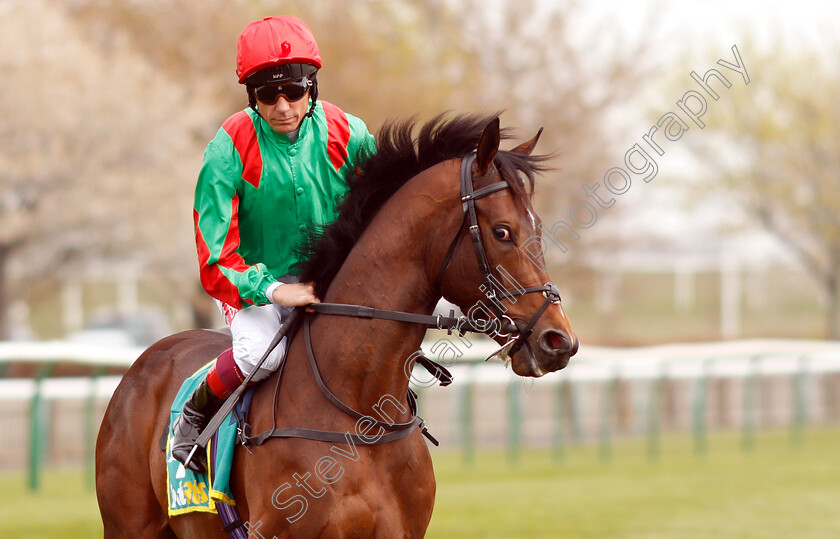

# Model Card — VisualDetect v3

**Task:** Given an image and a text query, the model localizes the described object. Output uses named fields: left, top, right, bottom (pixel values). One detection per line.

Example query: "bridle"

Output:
left=433, top=151, right=562, bottom=357
left=308, top=151, right=563, bottom=359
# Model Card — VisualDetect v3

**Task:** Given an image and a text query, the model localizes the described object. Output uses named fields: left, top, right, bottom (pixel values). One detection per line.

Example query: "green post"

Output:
left=742, top=355, right=760, bottom=452
left=693, top=359, right=711, bottom=455
left=507, top=377, right=522, bottom=466
left=459, top=372, right=474, bottom=466
left=86, top=366, right=108, bottom=489
left=599, top=366, right=618, bottom=463
left=647, top=363, right=666, bottom=461
left=791, top=355, right=808, bottom=448
left=552, top=378, right=566, bottom=464
left=29, top=362, right=56, bottom=491
left=570, top=381, right=583, bottom=444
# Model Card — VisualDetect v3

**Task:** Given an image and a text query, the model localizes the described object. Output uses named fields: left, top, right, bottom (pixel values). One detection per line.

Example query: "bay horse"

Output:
left=96, top=114, right=578, bottom=538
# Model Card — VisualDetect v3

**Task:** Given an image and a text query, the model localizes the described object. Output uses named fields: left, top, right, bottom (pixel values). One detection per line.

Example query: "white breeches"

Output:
left=217, top=300, right=293, bottom=382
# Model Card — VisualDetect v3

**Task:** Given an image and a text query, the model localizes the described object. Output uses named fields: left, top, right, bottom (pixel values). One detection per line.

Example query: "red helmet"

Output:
left=236, top=16, right=322, bottom=84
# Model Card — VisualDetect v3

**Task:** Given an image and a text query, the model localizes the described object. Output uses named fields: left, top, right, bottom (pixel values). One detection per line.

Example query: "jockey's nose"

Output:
left=273, top=96, right=292, bottom=111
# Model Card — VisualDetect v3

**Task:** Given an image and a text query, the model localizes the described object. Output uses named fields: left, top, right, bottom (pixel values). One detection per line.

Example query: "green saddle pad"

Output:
left=165, top=360, right=238, bottom=517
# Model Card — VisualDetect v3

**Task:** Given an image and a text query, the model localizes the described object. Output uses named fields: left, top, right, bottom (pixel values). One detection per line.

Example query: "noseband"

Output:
left=434, top=152, right=562, bottom=357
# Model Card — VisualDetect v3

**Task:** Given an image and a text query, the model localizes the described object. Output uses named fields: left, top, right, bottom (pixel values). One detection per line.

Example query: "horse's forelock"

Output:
left=495, top=150, right=549, bottom=201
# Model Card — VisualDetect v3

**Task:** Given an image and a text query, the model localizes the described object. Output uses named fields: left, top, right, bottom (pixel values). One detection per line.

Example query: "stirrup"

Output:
left=172, top=413, right=210, bottom=473
left=171, top=379, right=222, bottom=474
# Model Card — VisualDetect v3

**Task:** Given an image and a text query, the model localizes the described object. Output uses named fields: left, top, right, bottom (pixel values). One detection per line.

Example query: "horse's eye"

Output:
left=493, top=226, right=512, bottom=242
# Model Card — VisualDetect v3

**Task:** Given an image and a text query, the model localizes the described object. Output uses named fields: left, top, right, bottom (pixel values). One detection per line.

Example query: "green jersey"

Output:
left=194, top=101, right=375, bottom=309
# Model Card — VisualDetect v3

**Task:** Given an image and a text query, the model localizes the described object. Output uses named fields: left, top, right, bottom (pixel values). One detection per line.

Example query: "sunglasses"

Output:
left=253, top=77, right=312, bottom=105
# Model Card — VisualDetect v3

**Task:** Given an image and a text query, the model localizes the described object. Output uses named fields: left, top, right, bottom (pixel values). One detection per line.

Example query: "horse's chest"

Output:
left=240, top=443, right=435, bottom=537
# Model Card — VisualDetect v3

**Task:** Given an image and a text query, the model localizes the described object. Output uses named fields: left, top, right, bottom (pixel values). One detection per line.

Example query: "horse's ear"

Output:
left=512, top=127, right=543, bottom=155
left=475, top=117, right=501, bottom=175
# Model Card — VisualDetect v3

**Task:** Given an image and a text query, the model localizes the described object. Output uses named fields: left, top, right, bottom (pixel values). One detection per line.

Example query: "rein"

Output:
left=243, top=315, right=435, bottom=447
left=307, top=302, right=514, bottom=335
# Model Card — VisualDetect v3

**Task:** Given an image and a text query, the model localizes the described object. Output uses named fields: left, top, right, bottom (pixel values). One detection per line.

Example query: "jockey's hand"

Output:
left=271, top=282, right=321, bottom=308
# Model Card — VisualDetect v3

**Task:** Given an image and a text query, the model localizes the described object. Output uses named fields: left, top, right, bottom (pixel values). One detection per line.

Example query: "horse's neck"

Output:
left=303, top=170, right=455, bottom=417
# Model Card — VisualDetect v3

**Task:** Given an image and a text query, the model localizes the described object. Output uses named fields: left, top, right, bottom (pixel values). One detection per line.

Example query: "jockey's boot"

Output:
left=171, top=377, right=223, bottom=474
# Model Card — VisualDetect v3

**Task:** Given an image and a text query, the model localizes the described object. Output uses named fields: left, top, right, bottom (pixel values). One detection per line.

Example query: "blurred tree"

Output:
left=448, top=0, right=658, bottom=276
left=688, top=44, right=840, bottom=338
left=0, top=0, right=200, bottom=338
left=64, top=0, right=656, bottom=184
left=1, top=0, right=654, bottom=338
left=61, top=0, right=474, bottom=127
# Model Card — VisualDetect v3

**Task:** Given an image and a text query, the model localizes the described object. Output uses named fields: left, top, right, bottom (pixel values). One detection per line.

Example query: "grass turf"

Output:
left=428, top=429, right=840, bottom=538
left=1, top=428, right=838, bottom=538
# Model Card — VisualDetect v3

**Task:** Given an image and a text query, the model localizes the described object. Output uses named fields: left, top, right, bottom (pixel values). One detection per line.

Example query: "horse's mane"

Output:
left=297, top=112, right=551, bottom=298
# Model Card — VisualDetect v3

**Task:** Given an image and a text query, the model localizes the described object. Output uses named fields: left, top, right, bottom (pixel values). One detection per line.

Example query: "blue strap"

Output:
left=235, top=386, right=256, bottom=418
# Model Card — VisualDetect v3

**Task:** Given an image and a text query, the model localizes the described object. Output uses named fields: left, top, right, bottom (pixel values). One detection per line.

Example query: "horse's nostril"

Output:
left=541, top=330, right=577, bottom=359
left=542, top=330, right=579, bottom=357
left=547, top=331, right=566, bottom=351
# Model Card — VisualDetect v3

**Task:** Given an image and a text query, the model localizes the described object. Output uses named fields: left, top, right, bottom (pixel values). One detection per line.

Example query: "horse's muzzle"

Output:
left=525, top=329, right=578, bottom=375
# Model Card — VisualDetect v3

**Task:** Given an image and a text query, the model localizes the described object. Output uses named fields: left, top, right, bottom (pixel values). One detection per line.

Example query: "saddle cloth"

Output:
left=165, top=360, right=242, bottom=517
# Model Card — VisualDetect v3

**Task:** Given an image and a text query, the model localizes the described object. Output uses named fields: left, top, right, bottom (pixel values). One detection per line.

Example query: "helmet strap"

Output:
left=246, top=86, right=259, bottom=115
left=305, top=76, right=318, bottom=118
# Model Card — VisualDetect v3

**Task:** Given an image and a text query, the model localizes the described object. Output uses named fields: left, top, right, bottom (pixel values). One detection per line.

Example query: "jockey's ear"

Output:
left=511, top=127, right=543, bottom=156
left=475, top=117, right=500, bottom=175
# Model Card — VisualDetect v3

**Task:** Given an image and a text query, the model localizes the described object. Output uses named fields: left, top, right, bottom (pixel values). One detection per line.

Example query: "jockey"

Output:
left=171, top=15, right=376, bottom=473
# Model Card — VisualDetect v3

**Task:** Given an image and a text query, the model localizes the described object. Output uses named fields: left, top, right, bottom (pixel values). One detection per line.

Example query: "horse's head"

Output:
left=437, top=118, right=578, bottom=377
